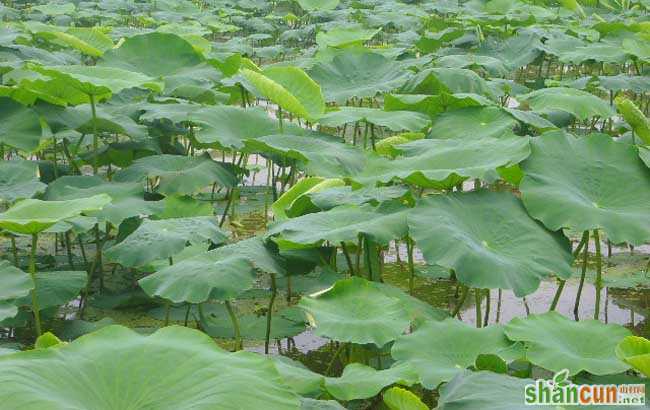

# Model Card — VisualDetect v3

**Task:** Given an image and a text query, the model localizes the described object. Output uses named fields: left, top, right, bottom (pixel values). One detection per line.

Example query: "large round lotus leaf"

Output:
left=308, top=51, right=412, bottom=104
left=383, top=387, right=428, bottom=410
left=31, top=64, right=162, bottom=97
left=190, top=106, right=287, bottom=148
left=518, top=87, right=614, bottom=120
left=520, top=132, right=650, bottom=245
left=324, top=362, right=417, bottom=401
left=315, top=26, right=380, bottom=48
left=428, top=106, right=518, bottom=140
left=299, top=277, right=411, bottom=347
left=616, top=336, right=650, bottom=377
left=400, top=68, right=494, bottom=98
left=295, top=0, right=339, bottom=11
left=242, top=66, right=325, bottom=121
left=16, top=271, right=87, bottom=310
left=353, top=136, right=530, bottom=189
left=318, top=107, right=431, bottom=132
left=391, top=319, right=514, bottom=389
left=384, top=93, right=493, bottom=119
left=113, top=154, right=238, bottom=195
left=0, top=97, right=43, bottom=152
left=409, top=190, right=573, bottom=297
left=436, top=54, right=508, bottom=76
left=246, top=133, right=365, bottom=178
left=436, top=371, right=532, bottom=410
left=287, top=185, right=409, bottom=217
left=0, top=194, right=111, bottom=234
left=105, top=217, right=228, bottom=268
left=0, top=261, right=33, bottom=321
left=44, top=176, right=162, bottom=226
left=0, top=160, right=46, bottom=203
left=201, top=306, right=307, bottom=340
left=273, top=356, right=325, bottom=397
left=0, top=325, right=301, bottom=409
left=268, top=203, right=409, bottom=247
left=100, top=32, right=203, bottom=77
left=35, top=27, right=113, bottom=58
left=139, top=237, right=284, bottom=304
left=640, top=146, right=650, bottom=169
left=504, top=311, right=631, bottom=375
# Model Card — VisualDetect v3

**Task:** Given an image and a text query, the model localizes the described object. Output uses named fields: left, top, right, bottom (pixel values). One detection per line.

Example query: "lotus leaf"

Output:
left=520, top=132, right=650, bottom=245
left=409, top=190, right=573, bottom=296
left=504, top=311, right=631, bottom=375
left=299, top=277, right=412, bottom=346
left=391, top=319, right=514, bottom=389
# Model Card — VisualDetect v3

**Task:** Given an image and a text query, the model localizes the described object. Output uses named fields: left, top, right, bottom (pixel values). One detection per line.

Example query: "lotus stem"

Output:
left=406, top=236, right=416, bottom=295
left=29, top=234, right=42, bottom=337
left=550, top=231, right=590, bottom=311
left=225, top=300, right=242, bottom=351
left=475, top=289, right=482, bottom=328
left=277, top=106, right=283, bottom=133
left=340, top=242, right=354, bottom=275
left=184, top=304, right=191, bottom=327
left=573, top=230, right=590, bottom=320
left=64, top=232, right=74, bottom=270
left=452, top=285, right=469, bottom=317
left=593, top=229, right=603, bottom=320
left=10, top=236, right=18, bottom=265
left=496, top=288, right=502, bottom=323
left=89, top=94, right=99, bottom=175
left=219, top=188, right=235, bottom=227
left=483, top=289, right=491, bottom=326
left=264, top=273, right=277, bottom=354
left=325, top=342, right=347, bottom=376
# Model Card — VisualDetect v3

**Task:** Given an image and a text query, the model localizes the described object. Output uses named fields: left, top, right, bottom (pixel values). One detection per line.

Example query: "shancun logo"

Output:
left=524, top=369, right=645, bottom=406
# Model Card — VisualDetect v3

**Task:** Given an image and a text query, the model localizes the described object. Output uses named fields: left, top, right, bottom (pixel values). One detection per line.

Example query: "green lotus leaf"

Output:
left=268, top=203, right=409, bottom=247
left=246, top=133, right=365, bottom=177
left=31, top=64, right=163, bottom=98
left=105, top=217, right=228, bottom=268
left=273, top=356, right=325, bottom=397
left=520, top=132, right=650, bottom=245
left=189, top=106, right=287, bottom=148
left=139, top=237, right=284, bottom=304
left=299, top=277, right=411, bottom=347
left=0, top=97, right=43, bottom=152
left=308, top=51, right=412, bottom=104
left=242, top=66, right=325, bottom=121
left=289, top=185, right=409, bottom=217
left=113, top=154, right=238, bottom=196
left=100, top=32, right=203, bottom=77
left=44, top=176, right=163, bottom=226
left=391, top=319, right=514, bottom=389
left=640, top=146, right=650, bottom=168
left=436, top=371, right=531, bottom=410
left=35, top=27, right=113, bottom=57
left=504, top=311, right=631, bottom=375
left=0, top=194, right=111, bottom=234
left=318, top=107, right=431, bottom=132
left=384, top=93, right=493, bottom=119
left=616, top=336, right=650, bottom=377
left=615, top=96, right=650, bottom=144
left=353, top=136, right=530, bottom=189
left=16, top=271, right=87, bottom=310
left=200, top=306, right=307, bottom=340
left=504, top=107, right=557, bottom=130
left=400, top=68, right=495, bottom=99
left=300, top=398, right=346, bottom=410
left=0, top=160, right=46, bottom=203
left=383, top=387, right=428, bottom=410
left=436, top=54, right=509, bottom=77
left=315, top=26, right=380, bottom=48
left=273, top=178, right=345, bottom=220
left=295, top=0, right=339, bottom=11
left=0, top=261, right=33, bottom=321
left=518, top=87, right=614, bottom=120
left=409, top=190, right=573, bottom=296
left=0, top=325, right=301, bottom=409
left=428, top=106, right=518, bottom=140
left=324, top=362, right=417, bottom=401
